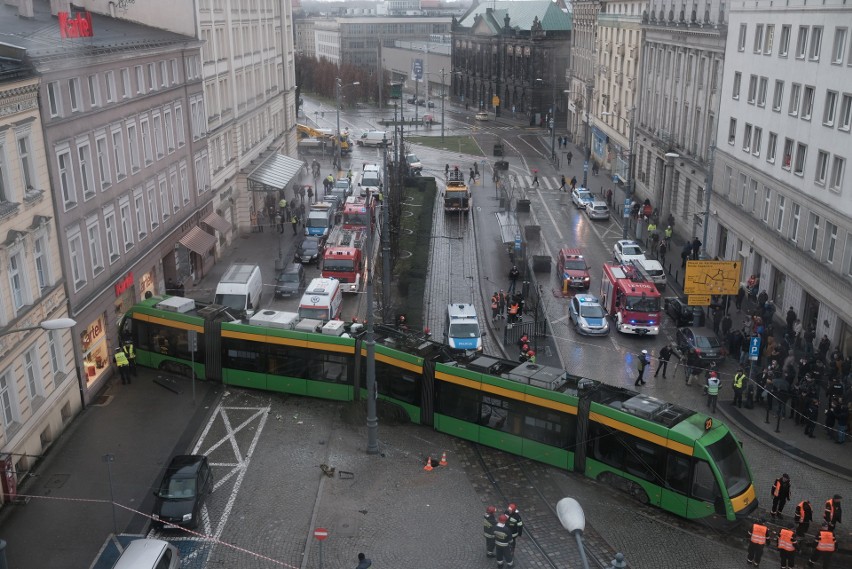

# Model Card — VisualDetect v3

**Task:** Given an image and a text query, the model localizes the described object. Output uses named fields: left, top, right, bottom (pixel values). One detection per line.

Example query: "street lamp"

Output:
left=440, top=67, right=446, bottom=142
left=0, top=318, right=76, bottom=336
left=335, top=77, right=360, bottom=170
left=556, top=498, right=590, bottom=569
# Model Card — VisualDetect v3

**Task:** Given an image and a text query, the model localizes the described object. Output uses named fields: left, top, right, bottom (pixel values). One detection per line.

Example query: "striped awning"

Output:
left=178, top=226, right=216, bottom=255
left=202, top=212, right=232, bottom=234
left=248, top=153, right=304, bottom=191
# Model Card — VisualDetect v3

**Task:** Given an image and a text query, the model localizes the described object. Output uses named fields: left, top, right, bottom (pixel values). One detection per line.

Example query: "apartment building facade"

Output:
left=712, top=0, right=852, bottom=357
left=0, top=46, right=79, bottom=500
left=568, top=0, right=601, bottom=145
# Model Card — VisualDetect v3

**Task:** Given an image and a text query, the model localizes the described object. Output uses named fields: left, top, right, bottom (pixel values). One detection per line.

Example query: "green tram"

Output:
left=122, top=297, right=758, bottom=523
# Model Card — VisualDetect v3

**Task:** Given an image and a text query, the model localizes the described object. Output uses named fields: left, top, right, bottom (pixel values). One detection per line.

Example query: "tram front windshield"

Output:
left=705, top=432, right=751, bottom=497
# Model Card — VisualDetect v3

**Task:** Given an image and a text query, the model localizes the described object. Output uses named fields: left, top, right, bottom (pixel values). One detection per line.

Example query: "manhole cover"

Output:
left=44, top=473, right=70, bottom=490
left=334, top=515, right=358, bottom=537
left=92, top=395, right=113, bottom=406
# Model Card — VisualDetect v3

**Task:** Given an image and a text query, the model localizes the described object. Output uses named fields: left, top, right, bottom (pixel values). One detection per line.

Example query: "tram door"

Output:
left=660, top=453, right=692, bottom=518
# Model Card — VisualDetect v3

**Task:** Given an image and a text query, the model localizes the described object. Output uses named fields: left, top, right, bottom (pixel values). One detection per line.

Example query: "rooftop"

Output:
left=459, top=1, right=573, bottom=32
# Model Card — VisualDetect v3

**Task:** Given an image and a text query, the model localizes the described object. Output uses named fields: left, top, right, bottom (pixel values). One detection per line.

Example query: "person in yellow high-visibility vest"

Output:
left=113, top=347, right=131, bottom=385
left=122, top=341, right=137, bottom=377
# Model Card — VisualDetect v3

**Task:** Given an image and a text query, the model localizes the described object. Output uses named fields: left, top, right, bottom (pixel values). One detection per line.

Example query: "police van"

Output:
left=445, top=303, right=484, bottom=354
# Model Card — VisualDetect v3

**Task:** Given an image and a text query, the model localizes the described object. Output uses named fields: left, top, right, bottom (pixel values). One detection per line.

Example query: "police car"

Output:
left=445, top=303, right=484, bottom=354
left=568, top=294, right=610, bottom=336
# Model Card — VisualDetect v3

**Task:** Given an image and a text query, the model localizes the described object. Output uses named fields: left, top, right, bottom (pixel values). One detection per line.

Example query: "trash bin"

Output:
left=517, top=199, right=531, bottom=212
left=691, top=307, right=706, bottom=327
left=494, top=144, right=504, bottom=157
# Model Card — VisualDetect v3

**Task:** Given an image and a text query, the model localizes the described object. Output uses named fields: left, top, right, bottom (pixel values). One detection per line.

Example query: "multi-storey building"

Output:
left=591, top=0, right=644, bottom=177
left=713, top=0, right=852, bottom=356
left=634, top=1, right=727, bottom=226
left=295, top=18, right=317, bottom=58
left=568, top=0, right=601, bottom=146
left=452, top=2, right=572, bottom=123
left=313, top=16, right=452, bottom=67
left=3, top=1, right=212, bottom=403
left=0, top=44, right=79, bottom=500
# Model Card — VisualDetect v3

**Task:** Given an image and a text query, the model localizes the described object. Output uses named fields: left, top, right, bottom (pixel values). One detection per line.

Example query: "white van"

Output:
left=298, top=278, right=343, bottom=323
left=445, top=303, right=484, bottom=353
left=112, top=539, right=179, bottom=569
left=359, top=164, right=382, bottom=197
left=214, top=264, right=263, bottom=317
left=635, top=258, right=667, bottom=291
left=357, top=130, right=388, bottom=147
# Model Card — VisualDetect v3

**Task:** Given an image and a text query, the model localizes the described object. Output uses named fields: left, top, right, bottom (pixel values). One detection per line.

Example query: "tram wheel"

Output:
left=628, top=481, right=649, bottom=505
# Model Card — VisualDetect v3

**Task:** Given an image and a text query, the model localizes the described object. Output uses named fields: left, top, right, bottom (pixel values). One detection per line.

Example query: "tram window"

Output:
left=590, top=423, right=625, bottom=469
left=523, top=407, right=575, bottom=449
left=435, top=381, right=480, bottom=422
left=310, top=352, right=350, bottom=384
left=267, top=343, right=310, bottom=378
left=623, top=438, right=665, bottom=482
left=481, top=396, right=523, bottom=435
left=222, top=338, right=264, bottom=372
left=691, top=460, right=721, bottom=503
left=375, top=362, right=420, bottom=405
left=665, top=453, right=691, bottom=495
left=142, top=321, right=205, bottom=361
left=705, top=432, right=751, bottom=498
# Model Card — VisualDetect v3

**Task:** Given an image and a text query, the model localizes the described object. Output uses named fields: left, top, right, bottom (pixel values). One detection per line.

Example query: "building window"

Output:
left=8, top=251, right=28, bottom=311
left=174, top=103, right=185, bottom=147
left=808, top=213, right=820, bottom=253
left=752, top=127, right=763, bottom=157
left=77, top=142, right=95, bottom=199
left=738, top=23, right=747, bottom=51
left=767, top=132, right=778, bottom=163
left=87, top=74, right=101, bottom=108
left=783, top=138, right=794, bottom=170
left=762, top=187, right=771, bottom=223
left=23, top=348, right=43, bottom=400
left=127, top=122, right=140, bottom=172
left=830, top=156, right=845, bottom=192
left=104, top=206, right=118, bottom=263
left=140, top=117, right=153, bottom=165
left=119, top=198, right=133, bottom=251
left=86, top=218, right=104, bottom=274
left=47, top=81, right=62, bottom=116
left=824, top=222, right=837, bottom=264
left=789, top=203, right=801, bottom=242
left=57, top=148, right=77, bottom=208
left=801, top=86, right=815, bottom=120
left=17, top=135, right=34, bottom=190
left=779, top=25, right=791, bottom=57
left=152, top=113, right=164, bottom=158
left=0, top=369, right=20, bottom=428
left=757, top=77, right=768, bottom=107
left=111, top=127, right=127, bottom=179
left=135, top=65, right=145, bottom=94
left=753, top=24, right=764, bottom=53
left=789, top=83, right=801, bottom=116
left=794, top=143, right=807, bottom=175
left=832, top=28, right=847, bottom=64
left=739, top=173, right=748, bottom=206
left=121, top=68, right=131, bottom=99
left=809, top=26, right=823, bottom=60
left=747, top=75, right=757, bottom=104
left=169, top=169, right=180, bottom=212
left=159, top=60, right=168, bottom=88
left=179, top=162, right=189, bottom=204
left=772, top=81, right=784, bottom=112
left=732, top=72, right=741, bottom=99
left=69, top=77, right=81, bottom=112
left=147, top=63, right=157, bottom=91
left=796, top=26, right=809, bottom=59
left=764, top=24, right=775, bottom=55
left=824, top=91, right=838, bottom=126
left=47, top=329, right=65, bottom=382
left=68, top=228, right=86, bottom=290
left=775, top=195, right=786, bottom=232
left=742, top=124, right=752, bottom=153
left=728, top=118, right=737, bottom=145
left=159, top=176, right=170, bottom=220
left=145, top=182, right=159, bottom=231
left=839, top=94, right=852, bottom=131
left=815, top=150, right=829, bottom=185
left=164, top=108, right=175, bottom=151
left=105, top=71, right=116, bottom=103
left=95, top=135, right=111, bottom=189
left=34, top=235, right=49, bottom=289
left=133, top=189, right=147, bottom=239
left=171, top=59, right=179, bottom=84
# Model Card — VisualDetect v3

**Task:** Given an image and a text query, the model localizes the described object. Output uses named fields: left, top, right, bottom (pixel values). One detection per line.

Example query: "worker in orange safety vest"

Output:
left=747, top=517, right=769, bottom=567
left=776, top=523, right=797, bottom=569
left=808, top=523, right=837, bottom=569
left=823, top=494, right=842, bottom=531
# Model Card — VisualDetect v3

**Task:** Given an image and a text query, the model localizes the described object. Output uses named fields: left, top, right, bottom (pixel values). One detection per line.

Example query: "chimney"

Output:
left=17, top=0, right=34, bottom=19
left=51, top=0, right=71, bottom=17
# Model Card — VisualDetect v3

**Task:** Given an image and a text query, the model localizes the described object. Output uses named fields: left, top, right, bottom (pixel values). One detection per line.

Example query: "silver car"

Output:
left=585, top=200, right=610, bottom=220
left=568, top=294, right=610, bottom=336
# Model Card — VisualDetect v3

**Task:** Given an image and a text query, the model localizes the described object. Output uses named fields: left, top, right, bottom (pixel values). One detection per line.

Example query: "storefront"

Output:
left=138, top=268, right=157, bottom=300
left=80, top=313, right=109, bottom=386
left=114, top=271, right=136, bottom=322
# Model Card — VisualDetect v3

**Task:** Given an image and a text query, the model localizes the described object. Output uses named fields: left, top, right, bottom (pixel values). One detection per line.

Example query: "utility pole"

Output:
left=583, top=81, right=593, bottom=188
left=441, top=67, right=446, bottom=142
left=365, top=197, right=379, bottom=454
left=623, top=107, right=637, bottom=240
left=382, top=135, right=391, bottom=323
left=701, top=144, right=716, bottom=259
left=550, top=79, right=557, bottom=161
left=335, top=78, right=341, bottom=170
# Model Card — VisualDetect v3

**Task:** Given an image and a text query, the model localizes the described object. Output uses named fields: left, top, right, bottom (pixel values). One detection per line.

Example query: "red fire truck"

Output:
left=341, top=196, right=374, bottom=230
left=599, top=262, right=662, bottom=335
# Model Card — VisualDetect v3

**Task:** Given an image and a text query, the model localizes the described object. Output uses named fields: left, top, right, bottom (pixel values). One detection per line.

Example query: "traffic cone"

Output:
left=424, top=457, right=433, bottom=471
left=439, top=452, right=448, bottom=467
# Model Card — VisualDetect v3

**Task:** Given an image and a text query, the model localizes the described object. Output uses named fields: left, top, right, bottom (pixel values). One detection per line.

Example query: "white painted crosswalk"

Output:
left=513, top=174, right=567, bottom=191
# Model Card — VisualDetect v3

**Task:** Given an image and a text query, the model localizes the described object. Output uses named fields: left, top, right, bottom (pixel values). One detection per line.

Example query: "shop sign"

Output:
left=115, top=272, right=134, bottom=297
left=139, top=271, right=156, bottom=299
left=81, top=316, right=105, bottom=352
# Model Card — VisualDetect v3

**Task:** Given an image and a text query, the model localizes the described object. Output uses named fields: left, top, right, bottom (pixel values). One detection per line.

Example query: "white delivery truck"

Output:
left=357, top=130, right=388, bottom=147
left=214, top=264, right=263, bottom=317
left=359, top=164, right=382, bottom=198
left=298, top=278, right=343, bottom=323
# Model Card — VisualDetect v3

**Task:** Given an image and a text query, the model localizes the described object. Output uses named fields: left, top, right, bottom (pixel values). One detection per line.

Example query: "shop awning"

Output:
left=248, top=153, right=305, bottom=191
left=202, top=212, right=232, bottom=234
left=178, top=226, right=217, bottom=255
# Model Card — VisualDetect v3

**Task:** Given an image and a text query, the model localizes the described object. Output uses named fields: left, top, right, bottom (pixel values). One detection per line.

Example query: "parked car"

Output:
left=568, top=294, right=610, bottom=336
left=571, top=187, right=594, bottom=209
left=406, top=153, right=423, bottom=175
left=676, top=327, right=725, bottom=366
left=295, top=236, right=324, bottom=264
left=407, top=96, right=416, bottom=104
left=152, top=455, right=213, bottom=530
left=417, top=98, right=426, bottom=106
left=613, top=239, right=647, bottom=264
left=275, top=263, right=306, bottom=298
left=427, top=100, right=436, bottom=108
left=585, top=200, right=610, bottom=220
left=664, top=297, right=704, bottom=327
left=475, top=111, right=489, bottom=121
left=112, top=539, right=179, bottom=569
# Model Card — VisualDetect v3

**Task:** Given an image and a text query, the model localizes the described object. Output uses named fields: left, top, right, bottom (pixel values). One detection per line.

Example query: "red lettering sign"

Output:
left=115, top=272, right=134, bottom=297
left=58, top=10, right=94, bottom=39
